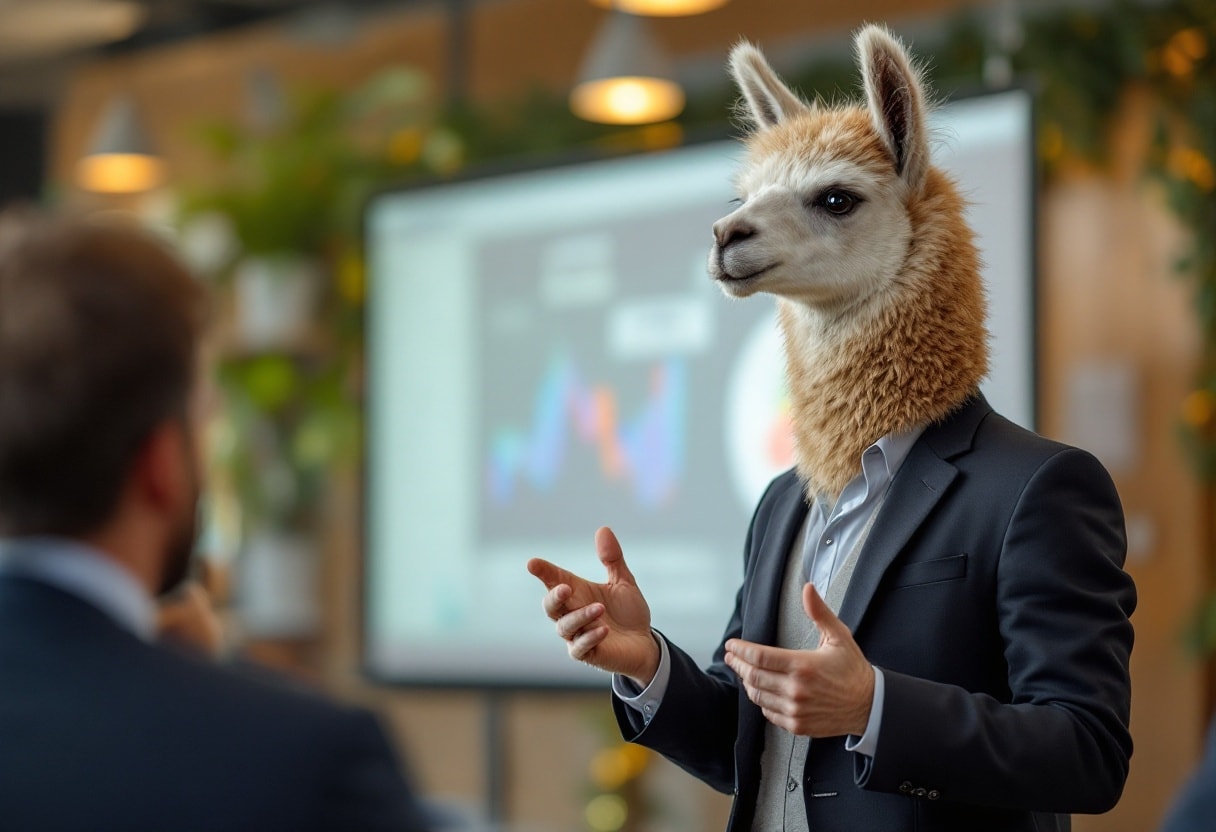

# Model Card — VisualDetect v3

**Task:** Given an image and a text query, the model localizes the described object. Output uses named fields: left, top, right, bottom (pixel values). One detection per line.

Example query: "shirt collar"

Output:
left=818, top=424, right=928, bottom=519
left=872, top=423, right=927, bottom=479
left=0, top=537, right=157, bottom=641
left=856, top=424, right=927, bottom=501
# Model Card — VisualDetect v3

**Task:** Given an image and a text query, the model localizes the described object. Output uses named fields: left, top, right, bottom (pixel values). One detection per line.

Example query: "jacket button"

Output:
left=927, top=790, right=940, bottom=801
left=913, top=788, right=927, bottom=798
left=787, top=777, right=798, bottom=792
left=898, top=781, right=912, bottom=794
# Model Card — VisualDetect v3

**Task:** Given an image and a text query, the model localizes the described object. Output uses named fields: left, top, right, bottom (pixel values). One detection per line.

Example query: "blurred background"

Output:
left=3, top=0, right=1216, bottom=829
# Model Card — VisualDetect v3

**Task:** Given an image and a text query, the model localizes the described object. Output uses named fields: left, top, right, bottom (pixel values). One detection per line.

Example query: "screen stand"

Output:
left=485, top=690, right=509, bottom=827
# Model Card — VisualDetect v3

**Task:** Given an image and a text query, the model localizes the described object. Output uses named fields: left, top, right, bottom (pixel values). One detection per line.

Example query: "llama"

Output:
left=530, top=28, right=1134, bottom=831
left=709, top=25, right=989, bottom=501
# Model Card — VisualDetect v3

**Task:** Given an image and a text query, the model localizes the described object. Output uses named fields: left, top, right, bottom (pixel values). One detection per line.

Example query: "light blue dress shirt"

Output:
left=0, top=537, right=156, bottom=641
left=615, top=425, right=926, bottom=758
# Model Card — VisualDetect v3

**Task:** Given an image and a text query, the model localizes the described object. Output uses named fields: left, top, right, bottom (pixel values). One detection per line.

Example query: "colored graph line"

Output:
left=486, top=353, right=686, bottom=509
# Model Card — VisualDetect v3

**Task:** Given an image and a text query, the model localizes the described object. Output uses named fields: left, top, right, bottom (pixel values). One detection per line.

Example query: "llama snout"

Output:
left=712, top=216, right=755, bottom=249
left=710, top=216, right=772, bottom=285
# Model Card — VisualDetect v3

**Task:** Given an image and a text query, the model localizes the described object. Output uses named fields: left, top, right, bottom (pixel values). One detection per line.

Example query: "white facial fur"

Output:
left=709, top=30, right=928, bottom=314
left=708, top=148, right=912, bottom=310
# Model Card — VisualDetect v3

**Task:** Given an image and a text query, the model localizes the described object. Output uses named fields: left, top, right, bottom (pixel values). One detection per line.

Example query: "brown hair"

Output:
left=0, top=210, right=208, bottom=536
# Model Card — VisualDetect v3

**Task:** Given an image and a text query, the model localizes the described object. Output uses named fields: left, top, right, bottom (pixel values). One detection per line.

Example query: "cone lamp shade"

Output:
left=76, top=95, right=165, bottom=193
left=571, top=12, right=685, bottom=125
left=589, top=0, right=728, bottom=15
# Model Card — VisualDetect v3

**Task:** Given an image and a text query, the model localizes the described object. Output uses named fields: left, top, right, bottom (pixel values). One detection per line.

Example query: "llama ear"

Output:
left=729, top=41, right=809, bottom=129
left=856, top=25, right=930, bottom=190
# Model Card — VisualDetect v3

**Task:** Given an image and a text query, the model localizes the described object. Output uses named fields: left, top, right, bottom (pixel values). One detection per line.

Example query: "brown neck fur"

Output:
left=780, top=166, right=989, bottom=501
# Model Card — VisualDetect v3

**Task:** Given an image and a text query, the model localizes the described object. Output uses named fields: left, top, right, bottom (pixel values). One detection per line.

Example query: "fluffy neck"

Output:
left=779, top=168, right=989, bottom=501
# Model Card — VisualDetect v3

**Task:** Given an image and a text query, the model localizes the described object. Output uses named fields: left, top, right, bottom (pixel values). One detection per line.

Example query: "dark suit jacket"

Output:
left=614, top=395, right=1135, bottom=832
left=0, top=576, right=432, bottom=832
left=1160, top=717, right=1216, bottom=832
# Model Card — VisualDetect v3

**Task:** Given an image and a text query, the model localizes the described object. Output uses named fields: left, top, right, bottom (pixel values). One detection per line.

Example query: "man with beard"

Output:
left=0, top=212, right=431, bottom=832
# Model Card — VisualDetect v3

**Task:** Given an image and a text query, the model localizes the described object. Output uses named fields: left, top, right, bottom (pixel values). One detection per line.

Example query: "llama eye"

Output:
left=818, top=189, right=858, bottom=216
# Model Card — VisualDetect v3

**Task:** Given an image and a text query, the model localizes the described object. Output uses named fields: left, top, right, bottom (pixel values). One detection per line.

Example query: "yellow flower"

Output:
left=584, top=794, right=629, bottom=832
left=589, top=743, right=649, bottom=790
left=1161, top=28, right=1208, bottom=79
left=337, top=250, right=365, bottom=305
left=1039, top=123, right=1065, bottom=164
left=1167, top=147, right=1215, bottom=192
left=618, top=742, right=650, bottom=778
left=1173, top=27, right=1208, bottom=61
left=388, top=127, right=425, bottom=165
left=589, top=747, right=630, bottom=790
left=1182, top=390, right=1215, bottom=429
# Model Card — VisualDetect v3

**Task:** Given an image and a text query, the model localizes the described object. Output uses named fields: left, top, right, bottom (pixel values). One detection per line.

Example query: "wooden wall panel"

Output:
left=1040, top=93, right=1205, bottom=831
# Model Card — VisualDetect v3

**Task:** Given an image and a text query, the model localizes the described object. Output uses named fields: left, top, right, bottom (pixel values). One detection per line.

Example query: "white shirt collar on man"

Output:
left=803, top=424, right=926, bottom=582
left=0, top=537, right=156, bottom=641
left=814, top=425, right=926, bottom=518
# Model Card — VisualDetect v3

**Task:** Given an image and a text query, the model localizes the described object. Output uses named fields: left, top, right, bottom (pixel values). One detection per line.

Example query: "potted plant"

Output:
left=177, top=66, right=459, bottom=637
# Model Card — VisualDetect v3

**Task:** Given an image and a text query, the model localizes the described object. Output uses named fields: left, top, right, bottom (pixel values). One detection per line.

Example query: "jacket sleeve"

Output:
left=612, top=606, right=744, bottom=794
left=611, top=476, right=787, bottom=794
left=857, top=448, right=1136, bottom=814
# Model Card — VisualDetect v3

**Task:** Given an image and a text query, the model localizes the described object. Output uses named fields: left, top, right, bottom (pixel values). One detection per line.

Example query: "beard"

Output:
left=157, top=443, right=201, bottom=596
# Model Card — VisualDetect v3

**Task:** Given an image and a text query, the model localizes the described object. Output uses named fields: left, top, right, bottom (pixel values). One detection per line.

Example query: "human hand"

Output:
left=527, top=527, right=659, bottom=686
left=157, top=580, right=225, bottom=659
left=724, top=583, right=875, bottom=737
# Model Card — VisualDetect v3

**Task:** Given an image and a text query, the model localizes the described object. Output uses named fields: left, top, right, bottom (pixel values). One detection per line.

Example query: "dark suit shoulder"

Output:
left=975, top=409, right=1072, bottom=458
left=0, top=578, right=368, bottom=736
left=970, top=409, right=1115, bottom=492
left=152, top=644, right=356, bottom=719
left=0, top=580, right=425, bottom=832
left=128, top=638, right=391, bottom=763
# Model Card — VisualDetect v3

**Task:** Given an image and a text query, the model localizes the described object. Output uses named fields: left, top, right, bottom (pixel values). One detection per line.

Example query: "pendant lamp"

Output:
left=571, top=11, right=685, bottom=125
left=588, top=0, right=728, bottom=15
left=76, top=95, right=165, bottom=194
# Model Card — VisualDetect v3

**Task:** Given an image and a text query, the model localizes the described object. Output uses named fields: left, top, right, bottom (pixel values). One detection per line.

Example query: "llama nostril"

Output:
left=713, top=219, right=756, bottom=249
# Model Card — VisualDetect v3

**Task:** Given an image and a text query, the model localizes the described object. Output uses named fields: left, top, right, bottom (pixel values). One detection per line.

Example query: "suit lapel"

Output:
left=741, top=476, right=808, bottom=644
left=836, top=395, right=991, bottom=632
left=836, top=446, right=955, bottom=631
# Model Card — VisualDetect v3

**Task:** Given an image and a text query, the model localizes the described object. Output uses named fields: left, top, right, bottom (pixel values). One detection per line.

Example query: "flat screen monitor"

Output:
left=363, top=88, right=1035, bottom=687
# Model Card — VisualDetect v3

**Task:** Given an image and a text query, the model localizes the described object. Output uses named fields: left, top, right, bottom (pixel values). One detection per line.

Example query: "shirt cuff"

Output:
left=844, top=666, right=885, bottom=758
left=611, top=633, right=671, bottom=726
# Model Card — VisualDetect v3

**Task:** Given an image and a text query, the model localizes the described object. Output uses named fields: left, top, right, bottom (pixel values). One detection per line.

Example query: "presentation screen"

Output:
left=363, top=88, right=1035, bottom=687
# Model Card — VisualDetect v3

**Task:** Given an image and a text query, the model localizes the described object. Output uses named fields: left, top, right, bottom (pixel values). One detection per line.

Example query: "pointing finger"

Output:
left=527, top=557, right=573, bottom=590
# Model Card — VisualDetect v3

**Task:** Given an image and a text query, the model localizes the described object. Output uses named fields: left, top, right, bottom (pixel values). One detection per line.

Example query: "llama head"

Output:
left=709, top=25, right=936, bottom=310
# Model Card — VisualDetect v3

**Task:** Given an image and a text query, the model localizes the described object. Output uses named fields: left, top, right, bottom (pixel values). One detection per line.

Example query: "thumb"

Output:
left=596, top=527, right=637, bottom=587
left=803, top=583, right=850, bottom=646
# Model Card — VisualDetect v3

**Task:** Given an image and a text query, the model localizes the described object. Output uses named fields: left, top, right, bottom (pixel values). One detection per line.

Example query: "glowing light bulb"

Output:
left=589, top=0, right=729, bottom=16
left=570, top=77, right=685, bottom=125
left=76, top=153, right=165, bottom=194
